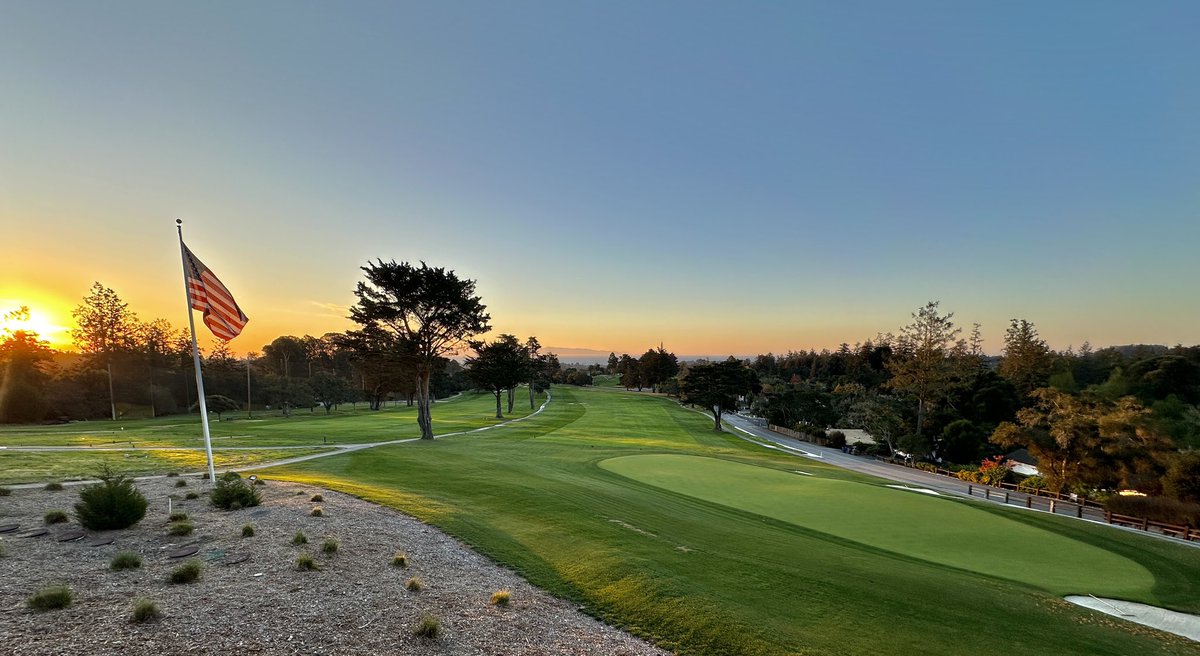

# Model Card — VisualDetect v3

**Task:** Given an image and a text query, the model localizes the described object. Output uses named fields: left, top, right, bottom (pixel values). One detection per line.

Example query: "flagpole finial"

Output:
left=176, top=218, right=182, bottom=225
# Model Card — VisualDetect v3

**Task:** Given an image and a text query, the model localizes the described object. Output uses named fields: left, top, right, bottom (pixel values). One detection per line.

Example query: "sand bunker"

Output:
left=1065, top=596, right=1200, bottom=642
left=885, top=484, right=941, bottom=496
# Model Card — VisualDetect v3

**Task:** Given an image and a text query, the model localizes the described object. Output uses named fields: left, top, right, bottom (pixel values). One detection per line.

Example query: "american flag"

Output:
left=183, top=244, right=248, bottom=341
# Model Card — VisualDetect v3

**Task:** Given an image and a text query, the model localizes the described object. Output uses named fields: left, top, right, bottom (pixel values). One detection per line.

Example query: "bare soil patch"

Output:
left=0, top=477, right=669, bottom=655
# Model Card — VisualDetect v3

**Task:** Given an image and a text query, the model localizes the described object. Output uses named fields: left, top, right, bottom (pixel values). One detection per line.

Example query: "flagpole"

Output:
left=176, top=219, right=218, bottom=483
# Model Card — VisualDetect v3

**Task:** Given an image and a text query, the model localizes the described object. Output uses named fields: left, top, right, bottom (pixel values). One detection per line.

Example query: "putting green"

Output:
left=600, top=453, right=1154, bottom=597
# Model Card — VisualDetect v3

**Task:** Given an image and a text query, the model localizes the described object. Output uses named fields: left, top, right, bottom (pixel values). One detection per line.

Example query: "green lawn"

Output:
left=261, top=386, right=1200, bottom=656
left=0, top=391, right=545, bottom=483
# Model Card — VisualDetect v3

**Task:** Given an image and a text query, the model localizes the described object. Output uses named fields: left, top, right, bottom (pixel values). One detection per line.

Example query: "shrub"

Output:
left=412, top=614, right=440, bottom=639
left=241, top=524, right=255, bottom=538
left=1105, top=495, right=1200, bottom=527
left=490, top=589, right=511, bottom=606
left=1017, top=475, right=1047, bottom=492
left=310, top=494, right=324, bottom=502
left=44, top=482, right=64, bottom=491
left=130, top=598, right=160, bottom=623
left=392, top=552, right=408, bottom=568
left=74, top=467, right=148, bottom=531
left=976, top=456, right=1010, bottom=486
left=253, top=478, right=267, bottom=486
left=210, top=472, right=261, bottom=510
left=27, top=585, right=72, bottom=611
left=310, top=507, right=324, bottom=517
left=915, top=462, right=938, bottom=473
left=174, top=479, right=188, bottom=488
left=166, top=472, right=179, bottom=477
left=955, top=468, right=980, bottom=483
left=0, top=486, right=11, bottom=496
left=826, top=430, right=847, bottom=449
left=168, top=559, right=202, bottom=584
left=168, top=521, right=195, bottom=536
left=296, top=553, right=319, bottom=571
left=43, top=509, right=69, bottom=525
left=405, top=576, right=423, bottom=591
left=292, top=531, right=308, bottom=546
left=1164, top=451, right=1200, bottom=504
left=321, top=538, right=338, bottom=555
left=111, top=551, right=143, bottom=571
left=185, top=492, right=199, bottom=500
left=168, top=512, right=189, bottom=522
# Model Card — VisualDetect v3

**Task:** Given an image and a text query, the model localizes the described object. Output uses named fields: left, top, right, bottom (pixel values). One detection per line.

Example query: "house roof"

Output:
left=1006, top=448, right=1037, bottom=466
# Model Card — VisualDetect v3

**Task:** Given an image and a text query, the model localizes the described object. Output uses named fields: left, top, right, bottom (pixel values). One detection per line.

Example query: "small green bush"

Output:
left=241, top=524, right=255, bottom=538
left=168, top=559, right=202, bottom=584
left=0, top=486, right=12, bottom=496
left=915, top=462, right=938, bottom=473
left=412, top=614, right=440, bottom=639
left=310, top=494, right=323, bottom=502
left=392, top=552, right=408, bottom=568
left=44, top=482, right=64, bottom=491
left=167, top=521, right=194, bottom=536
left=210, top=472, right=261, bottom=510
left=166, top=472, right=179, bottom=477
left=321, top=538, right=338, bottom=555
left=405, top=576, right=423, bottom=591
left=296, top=553, right=319, bottom=571
left=310, top=507, right=323, bottom=517
left=1017, top=475, right=1047, bottom=492
left=168, top=512, right=189, bottom=522
left=74, top=466, right=148, bottom=531
left=130, top=598, right=160, bottom=623
left=111, top=551, right=143, bottom=571
left=490, top=589, right=511, bottom=606
left=27, top=585, right=72, bottom=611
left=43, top=509, right=69, bottom=524
left=292, top=531, right=308, bottom=546
left=185, top=492, right=199, bottom=500
left=174, top=479, right=188, bottom=488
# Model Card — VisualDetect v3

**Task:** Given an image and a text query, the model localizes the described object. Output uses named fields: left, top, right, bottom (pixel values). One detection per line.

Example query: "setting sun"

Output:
left=0, top=299, right=71, bottom=348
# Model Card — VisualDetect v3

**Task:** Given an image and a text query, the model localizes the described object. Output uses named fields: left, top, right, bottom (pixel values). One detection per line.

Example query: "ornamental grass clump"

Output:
left=44, top=482, right=64, bottom=491
left=241, top=524, right=255, bottom=538
left=110, top=551, right=143, bottom=571
left=296, top=553, right=319, bottom=571
left=74, top=466, right=148, bottom=531
left=167, top=521, right=194, bottom=536
left=0, top=486, right=12, bottom=496
left=292, top=531, right=308, bottom=546
left=321, top=538, right=338, bottom=555
left=310, top=494, right=323, bottom=502
left=412, top=614, right=441, bottom=639
left=310, top=507, right=324, bottom=517
left=490, top=589, right=511, bottom=606
left=43, top=509, right=69, bottom=525
left=130, top=598, right=161, bottom=623
left=168, top=559, right=202, bottom=584
left=27, top=585, right=72, bottom=612
left=392, top=552, right=408, bottom=568
left=174, top=479, right=188, bottom=488
left=185, top=492, right=200, bottom=500
left=168, top=512, right=188, bottom=522
left=405, top=576, right=424, bottom=592
left=210, top=472, right=261, bottom=510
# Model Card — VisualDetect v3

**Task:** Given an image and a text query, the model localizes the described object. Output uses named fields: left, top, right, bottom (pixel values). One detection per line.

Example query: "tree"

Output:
left=847, top=394, right=909, bottom=455
left=1163, top=451, right=1200, bottom=504
left=639, top=346, right=680, bottom=393
left=526, top=336, right=544, bottom=410
left=680, top=358, right=760, bottom=431
left=71, top=282, right=139, bottom=420
left=998, top=319, right=1052, bottom=399
left=0, top=308, right=54, bottom=423
left=310, top=371, right=354, bottom=414
left=607, top=352, right=619, bottom=374
left=334, top=327, right=416, bottom=411
left=349, top=260, right=490, bottom=439
left=617, top=354, right=641, bottom=390
left=201, top=394, right=240, bottom=421
left=465, top=334, right=527, bottom=418
left=886, top=301, right=966, bottom=439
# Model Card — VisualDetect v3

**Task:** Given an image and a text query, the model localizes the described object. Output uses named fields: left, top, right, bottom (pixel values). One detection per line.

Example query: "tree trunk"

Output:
left=916, top=397, right=926, bottom=437
left=416, top=368, right=434, bottom=439
left=494, top=390, right=503, bottom=419
left=711, top=406, right=722, bottom=431
left=507, top=387, right=515, bottom=414
left=107, top=360, right=117, bottom=420
left=148, top=365, right=156, bottom=418
left=529, top=379, right=535, bottom=409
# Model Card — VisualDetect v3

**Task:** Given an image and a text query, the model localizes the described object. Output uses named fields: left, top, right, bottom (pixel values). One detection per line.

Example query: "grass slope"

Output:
left=263, top=386, right=1200, bottom=656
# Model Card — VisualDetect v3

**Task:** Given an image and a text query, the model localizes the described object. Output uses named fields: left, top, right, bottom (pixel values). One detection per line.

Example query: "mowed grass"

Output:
left=0, top=447, right=334, bottom=485
left=263, top=386, right=1200, bottom=656
left=0, top=391, right=544, bottom=484
left=0, top=391, right=539, bottom=448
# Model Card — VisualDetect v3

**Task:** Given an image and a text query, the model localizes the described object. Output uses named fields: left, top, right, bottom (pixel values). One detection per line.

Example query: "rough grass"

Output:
left=263, top=386, right=1200, bottom=656
left=110, top=551, right=143, bottom=571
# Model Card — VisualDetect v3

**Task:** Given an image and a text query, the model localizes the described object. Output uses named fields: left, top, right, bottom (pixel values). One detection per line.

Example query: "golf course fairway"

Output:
left=600, top=453, right=1154, bottom=597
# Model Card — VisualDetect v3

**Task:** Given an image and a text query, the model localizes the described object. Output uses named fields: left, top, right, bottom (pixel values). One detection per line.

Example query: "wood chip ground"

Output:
left=0, top=477, right=671, bottom=655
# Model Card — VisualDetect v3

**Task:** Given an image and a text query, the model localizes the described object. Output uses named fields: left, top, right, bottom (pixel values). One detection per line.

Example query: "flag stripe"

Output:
left=183, top=243, right=248, bottom=341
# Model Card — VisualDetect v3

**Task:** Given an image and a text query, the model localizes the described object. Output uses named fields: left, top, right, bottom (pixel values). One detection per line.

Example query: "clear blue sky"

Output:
left=2, top=1, right=1197, bottom=356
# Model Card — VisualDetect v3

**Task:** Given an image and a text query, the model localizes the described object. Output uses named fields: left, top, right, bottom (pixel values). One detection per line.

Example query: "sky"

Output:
left=1, top=1, right=1197, bottom=358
